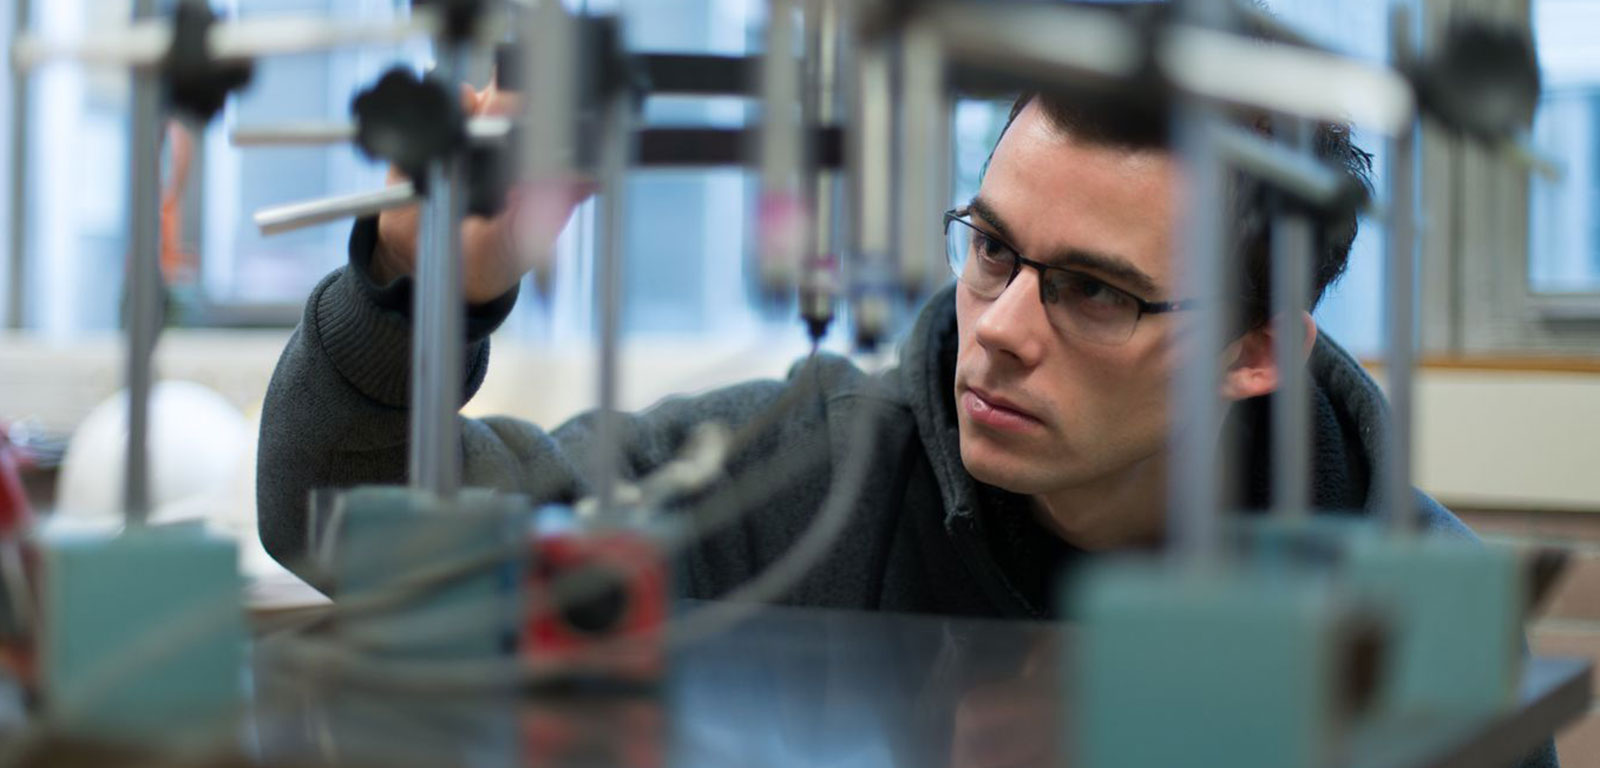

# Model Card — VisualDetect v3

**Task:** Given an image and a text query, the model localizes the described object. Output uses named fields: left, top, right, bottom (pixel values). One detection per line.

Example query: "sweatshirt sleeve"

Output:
left=255, top=217, right=520, bottom=585
left=256, top=218, right=852, bottom=590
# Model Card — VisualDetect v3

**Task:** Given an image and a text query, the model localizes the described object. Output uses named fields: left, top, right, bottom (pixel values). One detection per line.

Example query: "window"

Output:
left=1, top=1, right=20, bottom=329
left=505, top=0, right=828, bottom=347
left=199, top=0, right=419, bottom=323
left=18, top=0, right=1585, bottom=357
left=10, top=0, right=420, bottom=332
left=1437, top=0, right=1600, bottom=354
left=1261, top=0, right=1394, bottom=358
left=1529, top=0, right=1600, bottom=295
left=17, top=0, right=145, bottom=336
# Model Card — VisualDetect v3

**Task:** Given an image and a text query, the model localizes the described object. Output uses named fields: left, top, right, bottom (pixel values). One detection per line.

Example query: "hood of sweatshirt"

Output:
left=891, top=283, right=1456, bottom=616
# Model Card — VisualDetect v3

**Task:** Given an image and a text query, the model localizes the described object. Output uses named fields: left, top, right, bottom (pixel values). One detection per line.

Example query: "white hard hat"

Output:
left=56, top=380, right=248, bottom=522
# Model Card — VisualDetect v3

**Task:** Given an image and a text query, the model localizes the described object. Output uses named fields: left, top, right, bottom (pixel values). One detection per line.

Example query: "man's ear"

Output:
left=1219, top=312, right=1318, bottom=402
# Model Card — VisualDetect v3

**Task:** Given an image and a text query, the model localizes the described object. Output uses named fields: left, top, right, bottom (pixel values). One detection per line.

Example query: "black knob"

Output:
left=351, top=68, right=467, bottom=192
left=413, top=0, right=489, bottom=44
left=1410, top=21, right=1541, bottom=143
left=160, top=0, right=254, bottom=124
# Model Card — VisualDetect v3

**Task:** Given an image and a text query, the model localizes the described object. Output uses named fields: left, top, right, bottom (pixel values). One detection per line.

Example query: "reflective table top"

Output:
left=2, top=602, right=1588, bottom=768
left=242, top=604, right=1590, bottom=768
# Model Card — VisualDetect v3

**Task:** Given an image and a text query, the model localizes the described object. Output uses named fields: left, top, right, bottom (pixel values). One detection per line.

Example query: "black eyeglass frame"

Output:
left=943, top=208, right=1200, bottom=330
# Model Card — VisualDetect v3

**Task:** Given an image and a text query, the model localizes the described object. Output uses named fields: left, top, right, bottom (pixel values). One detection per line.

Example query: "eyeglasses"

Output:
left=944, top=208, right=1198, bottom=346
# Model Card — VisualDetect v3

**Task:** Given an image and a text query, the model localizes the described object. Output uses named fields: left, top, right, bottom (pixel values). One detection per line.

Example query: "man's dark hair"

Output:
left=991, top=89, right=1374, bottom=334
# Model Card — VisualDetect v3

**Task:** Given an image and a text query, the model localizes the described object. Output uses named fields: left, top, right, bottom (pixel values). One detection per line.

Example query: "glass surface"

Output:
left=227, top=603, right=1584, bottom=768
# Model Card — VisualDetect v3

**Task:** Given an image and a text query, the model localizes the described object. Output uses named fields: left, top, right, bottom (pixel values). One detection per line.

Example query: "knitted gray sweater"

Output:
left=254, top=219, right=1555, bottom=768
left=256, top=218, right=1484, bottom=612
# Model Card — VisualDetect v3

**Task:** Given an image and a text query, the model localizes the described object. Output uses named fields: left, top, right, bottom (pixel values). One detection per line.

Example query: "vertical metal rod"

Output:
left=409, top=46, right=467, bottom=500
left=520, top=0, right=574, bottom=182
left=592, top=90, right=633, bottom=521
left=800, top=0, right=841, bottom=339
left=123, top=0, right=162, bottom=525
left=1168, top=111, right=1227, bottom=568
left=5, top=0, right=30, bottom=329
left=1167, top=0, right=1231, bottom=569
left=1384, top=4, right=1417, bottom=533
left=895, top=19, right=945, bottom=295
left=1271, top=119, right=1314, bottom=521
left=849, top=38, right=893, bottom=349
left=758, top=0, right=804, bottom=300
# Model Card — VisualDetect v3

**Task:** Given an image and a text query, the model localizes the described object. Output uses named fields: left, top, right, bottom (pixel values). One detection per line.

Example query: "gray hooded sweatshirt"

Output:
left=257, top=220, right=1556, bottom=767
left=260, top=218, right=1483, bottom=613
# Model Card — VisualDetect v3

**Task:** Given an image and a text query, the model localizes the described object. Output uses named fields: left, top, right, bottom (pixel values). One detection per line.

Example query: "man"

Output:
left=260, top=84, right=1473, bottom=607
left=255, top=21, right=1565, bottom=760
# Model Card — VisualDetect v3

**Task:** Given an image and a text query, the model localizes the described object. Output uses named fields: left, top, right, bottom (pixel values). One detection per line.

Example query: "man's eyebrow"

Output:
left=968, top=195, right=1162, bottom=299
left=967, top=196, right=1023, bottom=249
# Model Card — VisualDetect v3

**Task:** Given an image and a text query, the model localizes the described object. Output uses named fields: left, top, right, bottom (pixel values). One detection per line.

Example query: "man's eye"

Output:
left=972, top=234, right=1011, bottom=270
left=1058, top=273, right=1133, bottom=310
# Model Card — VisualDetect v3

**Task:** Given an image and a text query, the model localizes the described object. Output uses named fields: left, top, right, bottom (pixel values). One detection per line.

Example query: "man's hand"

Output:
left=369, top=82, right=597, bottom=305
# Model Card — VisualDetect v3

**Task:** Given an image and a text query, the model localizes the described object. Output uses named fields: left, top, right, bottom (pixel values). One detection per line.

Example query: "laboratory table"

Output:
left=1, top=602, right=1592, bottom=768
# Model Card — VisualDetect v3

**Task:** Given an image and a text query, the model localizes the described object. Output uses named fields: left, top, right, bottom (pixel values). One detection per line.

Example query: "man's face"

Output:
left=954, top=101, right=1184, bottom=497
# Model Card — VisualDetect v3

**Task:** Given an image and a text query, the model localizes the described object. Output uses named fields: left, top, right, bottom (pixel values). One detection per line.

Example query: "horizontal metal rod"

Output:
left=232, top=122, right=357, bottom=146
left=1161, top=26, right=1414, bottom=135
left=1211, top=123, right=1357, bottom=210
left=12, top=10, right=436, bottom=71
left=253, top=126, right=848, bottom=236
left=638, top=53, right=755, bottom=96
left=928, top=1, right=1414, bottom=135
left=931, top=2, right=1142, bottom=85
left=255, top=184, right=417, bottom=235
left=232, top=115, right=511, bottom=147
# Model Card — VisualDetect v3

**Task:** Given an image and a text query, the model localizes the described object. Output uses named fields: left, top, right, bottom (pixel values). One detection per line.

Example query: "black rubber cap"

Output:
left=1411, top=21, right=1541, bottom=143
left=160, top=0, right=254, bottom=123
left=351, top=68, right=467, bottom=190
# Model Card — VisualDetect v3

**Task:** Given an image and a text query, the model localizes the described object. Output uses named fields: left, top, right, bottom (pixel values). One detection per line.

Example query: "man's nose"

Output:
left=973, top=268, right=1049, bottom=368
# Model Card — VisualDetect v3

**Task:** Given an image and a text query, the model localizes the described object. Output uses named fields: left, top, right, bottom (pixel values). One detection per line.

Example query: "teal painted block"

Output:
left=1346, top=535, right=1522, bottom=718
left=1235, top=515, right=1381, bottom=572
left=330, top=487, right=524, bottom=659
left=36, top=523, right=243, bottom=740
left=1072, top=562, right=1357, bottom=768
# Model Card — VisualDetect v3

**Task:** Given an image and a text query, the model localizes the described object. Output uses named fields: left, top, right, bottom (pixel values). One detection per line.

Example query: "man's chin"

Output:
left=959, top=441, right=1051, bottom=496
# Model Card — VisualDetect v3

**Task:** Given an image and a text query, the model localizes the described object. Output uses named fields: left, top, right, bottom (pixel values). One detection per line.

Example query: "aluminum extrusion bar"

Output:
left=1270, top=120, right=1314, bottom=521
left=520, top=0, right=575, bottom=184
left=590, top=90, right=635, bottom=521
left=895, top=18, right=949, bottom=295
left=123, top=0, right=162, bottom=525
left=4, top=0, right=29, bottom=329
left=758, top=0, right=805, bottom=297
left=407, top=47, right=466, bottom=499
left=848, top=38, right=894, bottom=348
left=254, top=184, right=418, bottom=235
left=232, top=116, right=511, bottom=147
left=1384, top=7, right=1418, bottom=532
left=12, top=12, right=435, bottom=71
left=1167, top=0, right=1232, bottom=570
left=1161, top=25, right=1414, bottom=135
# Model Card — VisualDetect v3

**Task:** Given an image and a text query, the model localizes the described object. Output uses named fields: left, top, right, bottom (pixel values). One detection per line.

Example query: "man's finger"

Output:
left=476, top=84, right=522, bottom=119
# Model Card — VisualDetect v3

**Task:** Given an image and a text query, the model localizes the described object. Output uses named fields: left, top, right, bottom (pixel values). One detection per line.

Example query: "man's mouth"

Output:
left=962, top=386, right=1044, bottom=432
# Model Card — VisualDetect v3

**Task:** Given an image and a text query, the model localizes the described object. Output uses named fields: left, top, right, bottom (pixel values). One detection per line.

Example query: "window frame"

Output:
left=1422, top=0, right=1600, bottom=356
